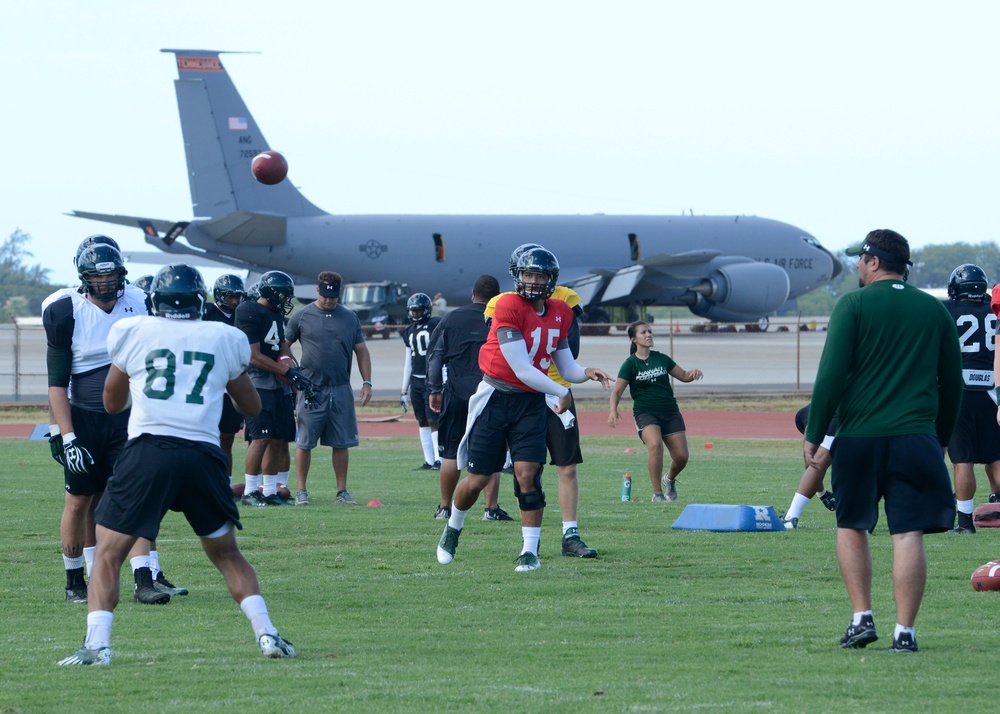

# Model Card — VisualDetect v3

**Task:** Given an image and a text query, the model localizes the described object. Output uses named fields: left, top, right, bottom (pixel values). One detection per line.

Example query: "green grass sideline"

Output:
left=3, top=436, right=994, bottom=713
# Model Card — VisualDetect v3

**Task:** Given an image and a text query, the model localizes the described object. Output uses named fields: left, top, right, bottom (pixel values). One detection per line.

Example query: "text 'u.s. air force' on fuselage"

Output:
left=70, top=49, right=842, bottom=327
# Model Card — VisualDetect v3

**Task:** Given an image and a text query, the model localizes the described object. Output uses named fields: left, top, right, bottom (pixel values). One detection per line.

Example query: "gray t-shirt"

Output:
left=285, top=303, right=364, bottom=387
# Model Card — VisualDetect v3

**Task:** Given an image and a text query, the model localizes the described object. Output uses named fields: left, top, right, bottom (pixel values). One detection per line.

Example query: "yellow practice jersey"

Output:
left=484, top=285, right=581, bottom=387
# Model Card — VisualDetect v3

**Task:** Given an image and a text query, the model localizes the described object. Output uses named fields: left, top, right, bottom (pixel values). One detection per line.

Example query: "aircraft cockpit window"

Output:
left=628, top=233, right=641, bottom=262
left=433, top=233, right=446, bottom=262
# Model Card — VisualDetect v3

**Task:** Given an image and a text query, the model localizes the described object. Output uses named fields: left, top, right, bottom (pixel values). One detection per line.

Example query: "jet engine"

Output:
left=684, top=261, right=790, bottom=322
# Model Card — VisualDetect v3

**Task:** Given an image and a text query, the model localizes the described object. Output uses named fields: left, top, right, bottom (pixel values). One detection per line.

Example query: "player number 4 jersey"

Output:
left=107, top=317, right=251, bottom=444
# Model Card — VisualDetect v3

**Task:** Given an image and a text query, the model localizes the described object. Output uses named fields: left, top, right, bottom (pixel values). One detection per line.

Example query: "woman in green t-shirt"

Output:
left=608, top=321, right=703, bottom=502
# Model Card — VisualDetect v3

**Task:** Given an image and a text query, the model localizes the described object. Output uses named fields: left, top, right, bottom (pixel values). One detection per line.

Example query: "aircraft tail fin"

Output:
left=161, top=49, right=324, bottom=219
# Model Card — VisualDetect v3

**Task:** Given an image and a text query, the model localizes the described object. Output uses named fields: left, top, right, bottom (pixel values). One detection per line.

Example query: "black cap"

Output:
left=844, top=240, right=912, bottom=266
left=318, top=282, right=340, bottom=298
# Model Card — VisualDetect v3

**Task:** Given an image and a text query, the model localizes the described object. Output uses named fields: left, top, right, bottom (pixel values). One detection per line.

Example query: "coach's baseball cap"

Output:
left=844, top=240, right=911, bottom=266
left=318, top=281, right=340, bottom=298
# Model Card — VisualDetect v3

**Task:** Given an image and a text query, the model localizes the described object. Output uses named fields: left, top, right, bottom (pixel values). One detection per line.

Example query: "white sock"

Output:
left=240, top=594, right=277, bottom=639
left=64, top=555, right=84, bottom=570
left=521, top=527, right=541, bottom=555
left=84, top=610, right=114, bottom=649
left=894, top=623, right=915, bottom=638
left=277, top=471, right=289, bottom=488
left=262, top=474, right=278, bottom=497
left=245, top=473, right=261, bottom=494
left=149, top=550, right=161, bottom=580
left=431, top=430, right=440, bottom=462
left=852, top=610, right=873, bottom=625
left=83, top=546, right=96, bottom=577
left=419, top=426, right=435, bottom=465
left=448, top=505, right=469, bottom=531
left=129, top=555, right=150, bottom=573
left=562, top=521, right=578, bottom=536
left=503, top=451, right=513, bottom=469
left=785, top=493, right=811, bottom=521
left=957, top=498, right=975, bottom=515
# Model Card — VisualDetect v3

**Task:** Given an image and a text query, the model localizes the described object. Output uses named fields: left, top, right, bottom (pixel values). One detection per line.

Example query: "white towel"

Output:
left=457, top=381, right=496, bottom=470
left=545, top=394, right=575, bottom=429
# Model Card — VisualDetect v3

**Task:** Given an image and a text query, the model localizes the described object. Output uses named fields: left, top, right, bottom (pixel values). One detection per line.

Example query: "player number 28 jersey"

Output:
left=944, top=298, right=996, bottom=389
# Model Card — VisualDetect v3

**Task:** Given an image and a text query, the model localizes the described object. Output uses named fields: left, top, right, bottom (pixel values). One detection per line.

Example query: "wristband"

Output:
left=64, top=431, right=77, bottom=443
left=49, top=424, right=61, bottom=436
left=362, top=381, right=372, bottom=387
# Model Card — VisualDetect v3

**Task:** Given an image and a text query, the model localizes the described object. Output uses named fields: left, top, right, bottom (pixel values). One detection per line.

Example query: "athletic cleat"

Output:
left=261, top=493, right=291, bottom=506
left=839, top=616, right=878, bottom=649
left=950, top=512, right=976, bottom=534
left=65, top=585, right=88, bottom=604
left=335, top=490, right=359, bottom=505
left=433, top=460, right=442, bottom=469
left=153, top=572, right=189, bottom=596
left=949, top=524, right=976, bottom=534
left=561, top=528, right=598, bottom=558
left=258, top=633, right=297, bottom=658
left=819, top=491, right=837, bottom=511
left=651, top=492, right=668, bottom=503
left=295, top=489, right=309, bottom=506
left=662, top=477, right=678, bottom=501
left=783, top=517, right=799, bottom=530
left=437, top=525, right=461, bottom=564
left=514, top=552, right=541, bottom=572
left=412, top=462, right=436, bottom=471
left=57, top=645, right=111, bottom=666
left=483, top=506, right=514, bottom=521
left=888, top=632, right=918, bottom=653
left=134, top=583, right=170, bottom=605
left=434, top=505, right=451, bottom=520
left=501, top=465, right=514, bottom=475
left=241, top=491, right=266, bottom=507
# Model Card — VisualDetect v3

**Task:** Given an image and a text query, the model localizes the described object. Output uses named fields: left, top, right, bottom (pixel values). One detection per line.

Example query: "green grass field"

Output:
left=3, top=434, right=997, bottom=713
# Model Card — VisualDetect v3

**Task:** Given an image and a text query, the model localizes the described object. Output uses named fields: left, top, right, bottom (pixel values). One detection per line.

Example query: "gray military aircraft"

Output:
left=71, top=49, right=842, bottom=326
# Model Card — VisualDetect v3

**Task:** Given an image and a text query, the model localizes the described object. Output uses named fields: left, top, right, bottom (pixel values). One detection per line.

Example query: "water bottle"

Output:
left=621, top=473, right=632, bottom=502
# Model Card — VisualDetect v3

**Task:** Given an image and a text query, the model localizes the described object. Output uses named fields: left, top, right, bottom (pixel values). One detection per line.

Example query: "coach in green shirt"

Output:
left=805, top=228, right=963, bottom=654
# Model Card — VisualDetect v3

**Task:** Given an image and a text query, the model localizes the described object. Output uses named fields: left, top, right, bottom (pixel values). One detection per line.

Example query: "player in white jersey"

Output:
left=43, top=239, right=183, bottom=605
left=58, top=264, right=295, bottom=666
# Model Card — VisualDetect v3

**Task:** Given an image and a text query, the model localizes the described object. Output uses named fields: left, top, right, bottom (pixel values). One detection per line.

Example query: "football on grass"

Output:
left=251, top=151, right=288, bottom=185
left=971, top=560, right=1000, bottom=591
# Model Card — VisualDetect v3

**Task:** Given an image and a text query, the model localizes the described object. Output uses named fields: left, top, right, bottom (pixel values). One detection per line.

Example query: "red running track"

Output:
left=0, top=410, right=799, bottom=441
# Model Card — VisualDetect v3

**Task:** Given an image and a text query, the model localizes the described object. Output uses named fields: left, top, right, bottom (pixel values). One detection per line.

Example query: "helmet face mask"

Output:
left=150, top=264, right=208, bottom=320
left=77, top=244, right=127, bottom=303
left=513, top=247, right=559, bottom=302
left=257, top=271, right=295, bottom=315
left=948, top=263, right=989, bottom=300
left=213, top=274, right=246, bottom=307
left=406, top=293, right=432, bottom=323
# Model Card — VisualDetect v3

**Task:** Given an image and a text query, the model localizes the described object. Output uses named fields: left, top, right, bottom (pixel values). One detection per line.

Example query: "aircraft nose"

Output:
left=817, top=243, right=842, bottom=280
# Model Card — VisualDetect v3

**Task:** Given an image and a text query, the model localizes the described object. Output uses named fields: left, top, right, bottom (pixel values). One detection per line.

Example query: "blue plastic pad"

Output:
left=671, top=504, right=785, bottom=532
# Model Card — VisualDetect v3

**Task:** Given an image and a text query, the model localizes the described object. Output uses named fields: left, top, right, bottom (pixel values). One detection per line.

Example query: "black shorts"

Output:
left=410, top=377, right=438, bottom=427
left=436, top=390, right=468, bottom=460
left=245, top=387, right=295, bottom=442
left=96, top=434, right=242, bottom=541
left=634, top=412, right=686, bottom=442
left=465, top=390, right=547, bottom=476
left=947, top=390, right=1000, bottom=464
left=831, top=434, right=955, bottom=535
left=545, top=392, right=583, bottom=467
left=218, top=394, right=244, bottom=436
left=63, top=406, right=130, bottom=496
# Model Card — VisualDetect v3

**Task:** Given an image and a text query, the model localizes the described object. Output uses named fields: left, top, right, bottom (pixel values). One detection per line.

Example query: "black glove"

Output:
left=287, top=367, right=321, bottom=407
left=63, top=437, right=94, bottom=475
left=47, top=430, right=66, bottom=466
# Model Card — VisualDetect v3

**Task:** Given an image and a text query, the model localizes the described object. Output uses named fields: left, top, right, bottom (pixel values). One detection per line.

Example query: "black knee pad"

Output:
left=513, top=466, right=546, bottom=511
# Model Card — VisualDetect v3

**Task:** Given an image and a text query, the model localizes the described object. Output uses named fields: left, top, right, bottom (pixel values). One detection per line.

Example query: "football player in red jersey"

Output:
left=435, top=247, right=611, bottom=572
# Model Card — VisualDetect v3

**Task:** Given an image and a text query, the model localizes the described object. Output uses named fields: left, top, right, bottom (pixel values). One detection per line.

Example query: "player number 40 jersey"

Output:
left=478, top=294, right=573, bottom=392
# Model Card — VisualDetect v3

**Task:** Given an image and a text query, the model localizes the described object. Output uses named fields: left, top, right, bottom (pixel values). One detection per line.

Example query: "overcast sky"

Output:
left=3, top=1, right=998, bottom=288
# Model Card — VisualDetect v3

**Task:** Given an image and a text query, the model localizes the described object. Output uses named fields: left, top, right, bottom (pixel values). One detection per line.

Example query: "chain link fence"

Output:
left=1, top=316, right=831, bottom=405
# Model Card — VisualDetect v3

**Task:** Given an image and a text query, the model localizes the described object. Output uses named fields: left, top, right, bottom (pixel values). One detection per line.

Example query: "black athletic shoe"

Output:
left=561, top=528, right=598, bottom=558
left=819, top=491, right=837, bottom=511
left=412, top=462, right=436, bottom=471
left=153, top=572, right=189, bottom=596
left=134, top=567, right=170, bottom=605
left=950, top=512, right=976, bottom=534
left=888, top=631, right=918, bottom=653
left=434, top=505, right=451, bottom=520
left=261, top=493, right=291, bottom=506
left=839, top=616, right=878, bottom=649
left=65, top=585, right=88, bottom=604
left=483, top=507, right=514, bottom=521
left=241, top=491, right=266, bottom=507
